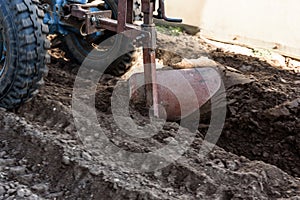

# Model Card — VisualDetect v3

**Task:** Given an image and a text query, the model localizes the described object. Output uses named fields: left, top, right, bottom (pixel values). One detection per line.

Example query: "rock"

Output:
left=19, top=174, right=34, bottom=183
left=9, top=166, right=26, bottom=175
left=82, top=152, right=92, bottom=161
left=4, top=185, right=10, bottom=190
left=280, top=78, right=288, bottom=83
left=285, top=98, right=300, bottom=109
left=62, top=156, right=71, bottom=165
left=241, top=65, right=253, bottom=71
left=6, top=196, right=16, bottom=200
left=269, top=52, right=286, bottom=67
left=89, top=168, right=103, bottom=176
left=264, top=106, right=290, bottom=119
left=0, top=186, right=5, bottom=196
left=263, top=152, right=269, bottom=158
left=31, top=183, right=49, bottom=193
left=264, top=98, right=300, bottom=119
left=172, top=57, right=218, bottom=69
left=0, top=158, right=15, bottom=166
left=7, top=188, right=16, bottom=194
left=226, top=160, right=239, bottom=171
left=0, top=151, right=7, bottom=158
left=29, top=194, right=39, bottom=200
left=286, top=58, right=300, bottom=72
left=17, top=188, right=32, bottom=197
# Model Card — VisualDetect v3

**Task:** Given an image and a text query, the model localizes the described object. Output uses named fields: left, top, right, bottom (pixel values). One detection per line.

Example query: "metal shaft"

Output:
left=141, top=0, right=159, bottom=117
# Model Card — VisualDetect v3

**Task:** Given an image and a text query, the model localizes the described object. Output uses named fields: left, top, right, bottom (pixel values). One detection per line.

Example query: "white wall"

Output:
left=166, top=0, right=300, bottom=59
left=165, top=0, right=204, bottom=26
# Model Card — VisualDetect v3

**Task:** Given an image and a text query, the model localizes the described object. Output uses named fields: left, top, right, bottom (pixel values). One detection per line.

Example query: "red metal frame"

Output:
left=66, top=1, right=220, bottom=121
left=101, top=0, right=159, bottom=117
left=69, top=0, right=179, bottom=117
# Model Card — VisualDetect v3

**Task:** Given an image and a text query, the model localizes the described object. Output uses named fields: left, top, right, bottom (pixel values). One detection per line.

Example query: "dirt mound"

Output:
left=210, top=50, right=300, bottom=177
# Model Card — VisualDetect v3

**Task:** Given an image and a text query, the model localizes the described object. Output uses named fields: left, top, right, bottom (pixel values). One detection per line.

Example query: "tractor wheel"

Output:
left=0, top=0, right=49, bottom=109
left=64, top=0, right=140, bottom=76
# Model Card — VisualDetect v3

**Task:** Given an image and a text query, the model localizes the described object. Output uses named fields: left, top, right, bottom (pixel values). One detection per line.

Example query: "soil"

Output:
left=0, top=30, right=299, bottom=199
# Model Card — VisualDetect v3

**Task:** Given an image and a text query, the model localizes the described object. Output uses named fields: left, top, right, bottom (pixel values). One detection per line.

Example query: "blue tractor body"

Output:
left=43, top=0, right=99, bottom=35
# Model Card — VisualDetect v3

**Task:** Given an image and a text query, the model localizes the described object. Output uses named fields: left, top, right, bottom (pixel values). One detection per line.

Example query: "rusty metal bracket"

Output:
left=85, top=10, right=112, bottom=35
left=70, top=5, right=88, bottom=19
left=69, top=0, right=162, bottom=117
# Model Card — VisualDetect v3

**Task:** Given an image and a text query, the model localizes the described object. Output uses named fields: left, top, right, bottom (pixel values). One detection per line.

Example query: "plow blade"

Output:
left=129, top=67, right=221, bottom=121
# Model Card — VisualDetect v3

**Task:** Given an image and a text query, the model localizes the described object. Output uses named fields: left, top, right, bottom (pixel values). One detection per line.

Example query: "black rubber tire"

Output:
left=0, top=0, right=49, bottom=109
left=64, top=0, right=137, bottom=76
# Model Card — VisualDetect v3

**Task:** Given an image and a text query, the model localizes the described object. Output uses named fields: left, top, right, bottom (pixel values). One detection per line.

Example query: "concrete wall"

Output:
left=165, top=0, right=205, bottom=26
left=166, top=0, right=300, bottom=59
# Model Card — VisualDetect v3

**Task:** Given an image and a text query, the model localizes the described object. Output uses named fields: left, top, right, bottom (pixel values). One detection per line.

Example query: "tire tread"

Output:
left=0, top=0, right=49, bottom=109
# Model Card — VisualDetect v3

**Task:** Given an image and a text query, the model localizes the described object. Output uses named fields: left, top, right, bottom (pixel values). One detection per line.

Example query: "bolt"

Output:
left=91, top=17, right=97, bottom=22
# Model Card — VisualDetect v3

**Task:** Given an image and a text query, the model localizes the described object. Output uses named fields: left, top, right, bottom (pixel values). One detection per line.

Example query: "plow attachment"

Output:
left=129, top=68, right=222, bottom=121
left=69, top=0, right=223, bottom=121
left=106, top=0, right=222, bottom=121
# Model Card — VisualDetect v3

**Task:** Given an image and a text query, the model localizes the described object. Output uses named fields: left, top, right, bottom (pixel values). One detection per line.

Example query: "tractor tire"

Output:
left=0, top=0, right=49, bottom=109
left=64, top=0, right=139, bottom=76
